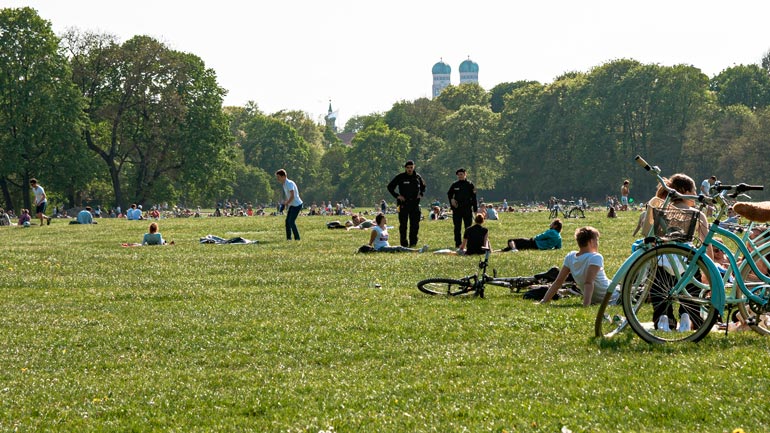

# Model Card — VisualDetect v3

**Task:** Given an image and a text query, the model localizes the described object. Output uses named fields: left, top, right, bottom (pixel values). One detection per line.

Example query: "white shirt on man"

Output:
left=283, top=179, right=303, bottom=207
left=562, top=251, right=611, bottom=304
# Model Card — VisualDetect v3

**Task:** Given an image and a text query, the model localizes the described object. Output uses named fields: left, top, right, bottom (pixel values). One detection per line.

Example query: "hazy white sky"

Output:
left=8, top=0, right=770, bottom=126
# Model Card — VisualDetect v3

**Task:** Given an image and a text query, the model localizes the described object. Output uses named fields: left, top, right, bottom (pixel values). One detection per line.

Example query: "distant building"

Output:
left=459, top=57, right=479, bottom=84
left=325, top=101, right=338, bottom=133
left=432, top=59, right=451, bottom=98
left=432, top=57, right=479, bottom=98
left=336, top=132, right=356, bottom=146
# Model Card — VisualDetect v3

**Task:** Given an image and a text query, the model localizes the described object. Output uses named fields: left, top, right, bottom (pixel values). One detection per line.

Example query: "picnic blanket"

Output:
left=199, top=234, right=258, bottom=245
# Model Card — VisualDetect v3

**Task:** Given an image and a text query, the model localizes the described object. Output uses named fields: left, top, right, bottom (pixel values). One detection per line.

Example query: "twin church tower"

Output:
left=432, top=57, right=479, bottom=98
left=327, top=57, right=480, bottom=133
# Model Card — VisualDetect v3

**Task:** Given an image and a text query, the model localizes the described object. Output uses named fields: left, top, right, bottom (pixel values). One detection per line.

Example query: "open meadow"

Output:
left=2, top=209, right=769, bottom=432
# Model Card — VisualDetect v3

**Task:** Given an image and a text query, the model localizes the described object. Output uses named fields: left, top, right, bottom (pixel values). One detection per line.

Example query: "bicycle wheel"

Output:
left=568, top=207, right=585, bottom=219
left=737, top=261, right=770, bottom=336
left=622, top=245, right=718, bottom=343
left=417, top=278, right=474, bottom=296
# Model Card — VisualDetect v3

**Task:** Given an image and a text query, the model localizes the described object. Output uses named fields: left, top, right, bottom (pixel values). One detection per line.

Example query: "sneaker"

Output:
left=657, top=314, right=671, bottom=332
left=46, top=217, right=51, bottom=225
left=677, top=313, right=692, bottom=332
left=419, top=245, right=429, bottom=253
left=612, top=315, right=626, bottom=327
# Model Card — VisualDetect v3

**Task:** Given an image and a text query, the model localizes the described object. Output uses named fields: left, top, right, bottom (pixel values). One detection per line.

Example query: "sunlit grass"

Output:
left=1, top=209, right=768, bottom=432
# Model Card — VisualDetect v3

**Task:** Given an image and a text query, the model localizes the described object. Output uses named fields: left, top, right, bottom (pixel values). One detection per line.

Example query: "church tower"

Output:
left=459, top=57, right=479, bottom=84
left=431, top=59, right=451, bottom=98
left=325, top=100, right=337, bottom=133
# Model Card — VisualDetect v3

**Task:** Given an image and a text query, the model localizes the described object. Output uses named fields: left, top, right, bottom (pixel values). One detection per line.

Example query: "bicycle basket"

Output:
left=652, top=206, right=699, bottom=242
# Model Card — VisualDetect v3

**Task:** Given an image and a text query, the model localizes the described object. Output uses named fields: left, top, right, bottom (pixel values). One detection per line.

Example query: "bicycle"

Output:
left=600, top=155, right=768, bottom=343
left=548, top=201, right=585, bottom=219
left=417, top=250, right=550, bottom=297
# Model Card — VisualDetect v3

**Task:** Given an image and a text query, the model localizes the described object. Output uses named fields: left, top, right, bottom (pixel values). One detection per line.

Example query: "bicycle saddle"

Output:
left=733, top=202, right=770, bottom=223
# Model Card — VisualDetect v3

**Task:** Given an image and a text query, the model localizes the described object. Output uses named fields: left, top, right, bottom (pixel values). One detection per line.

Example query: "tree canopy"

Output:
left=4, top=6, right=770, bottom=212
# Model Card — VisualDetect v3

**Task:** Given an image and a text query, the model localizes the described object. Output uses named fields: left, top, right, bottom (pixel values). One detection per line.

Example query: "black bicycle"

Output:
left=417, top=251, right=551, bottom=297
left=549, top=201, right=585, bottom=219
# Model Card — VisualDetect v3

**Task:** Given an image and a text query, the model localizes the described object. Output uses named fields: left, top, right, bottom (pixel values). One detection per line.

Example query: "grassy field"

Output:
left=1, top=209, right=768, bottom=432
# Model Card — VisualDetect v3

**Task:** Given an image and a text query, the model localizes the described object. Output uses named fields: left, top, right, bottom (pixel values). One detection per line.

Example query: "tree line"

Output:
left=3, top=6, right=770, bottom=213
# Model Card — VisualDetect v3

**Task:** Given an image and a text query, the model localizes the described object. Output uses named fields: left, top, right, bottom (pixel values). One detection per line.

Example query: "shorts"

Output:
left=620, top=196, right=629, bottom=206
left=35, top=201, right=48, bottom=215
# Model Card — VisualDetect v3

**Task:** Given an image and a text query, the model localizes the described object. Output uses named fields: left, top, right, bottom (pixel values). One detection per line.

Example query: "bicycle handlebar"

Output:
left=714, top=183, right=764, bottom=198
left=635, top=154, right=764, bottom=204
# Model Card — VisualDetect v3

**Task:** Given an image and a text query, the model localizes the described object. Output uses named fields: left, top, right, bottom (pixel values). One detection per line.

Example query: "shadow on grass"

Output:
left=589, top=327, right=762, bottom=353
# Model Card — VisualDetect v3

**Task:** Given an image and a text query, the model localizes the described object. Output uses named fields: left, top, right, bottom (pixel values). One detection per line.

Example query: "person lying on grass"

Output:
left=368, top=213, right=428, bottom=253
left=538, top=226, right=610, bottom=306
left=500, top=218, right=562, bottom=251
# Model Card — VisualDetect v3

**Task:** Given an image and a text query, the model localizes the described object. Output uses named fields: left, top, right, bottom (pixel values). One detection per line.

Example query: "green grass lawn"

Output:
left=1, top=210, right=768, bottom=432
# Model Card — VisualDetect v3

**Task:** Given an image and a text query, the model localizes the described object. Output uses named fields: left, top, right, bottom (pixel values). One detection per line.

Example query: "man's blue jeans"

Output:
left=285, top=205, right=301, bottom=240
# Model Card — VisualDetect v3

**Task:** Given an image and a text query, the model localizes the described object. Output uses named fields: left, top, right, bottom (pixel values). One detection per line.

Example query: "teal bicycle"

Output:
left=595, top=155, right=769, bottom=343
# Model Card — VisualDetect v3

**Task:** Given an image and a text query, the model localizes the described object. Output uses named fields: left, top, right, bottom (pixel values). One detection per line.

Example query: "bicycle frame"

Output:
left=629, top=156, right=768, bottom=316
left=676, top=222, right=770, bottom=313
left=595, top=155, right=766, bottom=337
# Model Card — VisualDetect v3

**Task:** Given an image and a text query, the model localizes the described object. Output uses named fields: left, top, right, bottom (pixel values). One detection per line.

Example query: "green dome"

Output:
left=459, top=59, right=479, bottom=73
left=432, top=61, right=451, bottom=75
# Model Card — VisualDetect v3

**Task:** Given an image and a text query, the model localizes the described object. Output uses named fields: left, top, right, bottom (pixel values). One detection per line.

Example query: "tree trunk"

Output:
left=0, top=177, right=14, bottom=211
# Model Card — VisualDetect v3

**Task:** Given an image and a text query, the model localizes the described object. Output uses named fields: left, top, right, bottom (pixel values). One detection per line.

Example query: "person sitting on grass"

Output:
left=142, top=222, right=166, bottom=245
left=368, top=213, right=428, bottom=253
left=18, top=208, right=31, bottom=227
left=484, top=204, right=498, bottom=220
left=0, top=208, right=11, bottom=226
left=501, top=218, right=562, bottom=251
left=72, top=206, right=95, bottom=224
left=458, top=213, right=490, bottom=256
left=538, top=226, right=610, bottom=306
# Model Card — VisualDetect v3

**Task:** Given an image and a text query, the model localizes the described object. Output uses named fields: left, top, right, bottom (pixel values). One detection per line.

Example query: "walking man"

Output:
left=387, top=160, right=426, bottom=247
left=447, top=168, right=478, bottom=248
left=29, top=178, right=51, bottom=226
left=275, top=169, right=303, bottom=240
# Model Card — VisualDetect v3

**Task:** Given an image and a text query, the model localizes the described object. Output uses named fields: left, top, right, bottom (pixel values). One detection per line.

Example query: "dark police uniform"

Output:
left=387, top=167, right=426, bottom=247
left=447, top=178, right=478, bottom=247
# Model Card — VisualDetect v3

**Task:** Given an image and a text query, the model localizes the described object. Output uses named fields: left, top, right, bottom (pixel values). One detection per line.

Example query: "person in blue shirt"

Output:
left=501, top=219, right=563, bottom=251
left=75, top=206, right=94, bottom=224
left=142, top=222, right=165, bottom=245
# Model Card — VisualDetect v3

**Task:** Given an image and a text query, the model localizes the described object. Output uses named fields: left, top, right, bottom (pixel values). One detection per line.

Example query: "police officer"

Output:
left=447, top=168, right=478, bottom=248
left=387, top=160, right=426, bottom=247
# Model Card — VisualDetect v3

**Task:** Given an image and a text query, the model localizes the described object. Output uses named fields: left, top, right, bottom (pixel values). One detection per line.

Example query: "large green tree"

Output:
left=64, top=31, right=233, bottom=209
left=439, top=105, right=502, bottom=191
left=342, top=122, right=410, bottom=205
left=0, top=7, right=83, bottom=211
left=711, top=64, right=770, bottom=110
left=435, top=83, right=490, bottom=111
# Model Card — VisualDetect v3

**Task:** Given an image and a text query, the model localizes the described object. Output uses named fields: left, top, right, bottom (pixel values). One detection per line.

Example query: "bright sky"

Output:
left=8, top=0, right=770, bottom=127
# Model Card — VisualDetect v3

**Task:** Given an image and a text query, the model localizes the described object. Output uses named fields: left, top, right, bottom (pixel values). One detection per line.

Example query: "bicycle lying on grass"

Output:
left=596, top=155, right=770, bottom=344
left=417, top=250, right=554, bottom=298
left=549, top=201, right=585, bottom=219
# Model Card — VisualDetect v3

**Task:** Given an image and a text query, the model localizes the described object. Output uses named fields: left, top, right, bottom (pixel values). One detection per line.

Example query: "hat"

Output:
left=456, top=168, right=466, bottom=174
left=404, top=160, right=415, bottom=167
